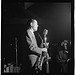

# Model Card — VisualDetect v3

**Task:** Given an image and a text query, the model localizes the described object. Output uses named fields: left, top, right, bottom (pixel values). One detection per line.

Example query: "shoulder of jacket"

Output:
left=27, top=29, right=31, bottom=33
left=27, top=29, right=32, bottom=38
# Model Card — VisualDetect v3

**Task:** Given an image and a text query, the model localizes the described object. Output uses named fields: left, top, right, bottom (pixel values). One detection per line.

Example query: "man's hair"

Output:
left=27, top=19, right=36, bottom=25
left=26, top=19, right=36, bottom=29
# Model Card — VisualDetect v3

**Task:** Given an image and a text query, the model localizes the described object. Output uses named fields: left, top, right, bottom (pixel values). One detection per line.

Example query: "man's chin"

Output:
left=35, top=29, right=37, bottom=31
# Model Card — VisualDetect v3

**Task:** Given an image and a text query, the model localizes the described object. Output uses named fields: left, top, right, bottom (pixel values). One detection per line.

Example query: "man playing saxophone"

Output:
left=23, top=19, right=48, bottom=74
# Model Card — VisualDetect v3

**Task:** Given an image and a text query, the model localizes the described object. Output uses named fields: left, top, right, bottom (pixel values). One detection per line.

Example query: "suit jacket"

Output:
left=26, top=29, right=42, bottom=67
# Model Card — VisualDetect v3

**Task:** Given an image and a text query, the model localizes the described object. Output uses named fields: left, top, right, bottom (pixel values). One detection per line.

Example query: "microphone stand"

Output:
left=44, top=36, right=49, bottom=73
left=43, top=29, right=50, bottom=73
left=15, top=37, right=18, bottom=67
left=15, top=37, right=21, bottom=73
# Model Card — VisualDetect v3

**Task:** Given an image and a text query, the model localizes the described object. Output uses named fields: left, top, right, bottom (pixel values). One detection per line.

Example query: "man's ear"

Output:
left=31, top=22, right=34, bottom=28
left=30, top=22, right=32, bottom=26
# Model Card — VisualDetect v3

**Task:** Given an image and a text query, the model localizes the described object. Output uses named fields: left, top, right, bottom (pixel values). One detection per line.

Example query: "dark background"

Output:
left=2, top=1, right=72, bottom=74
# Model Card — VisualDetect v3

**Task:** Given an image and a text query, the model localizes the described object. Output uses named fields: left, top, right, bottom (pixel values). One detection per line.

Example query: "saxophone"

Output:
left=35, top=29, right=50, bottom=73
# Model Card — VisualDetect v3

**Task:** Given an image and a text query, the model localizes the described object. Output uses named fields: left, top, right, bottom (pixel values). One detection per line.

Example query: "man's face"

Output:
left=31, top=20, right=39, bottom=31
left=64, top=43, right=67, bottom=47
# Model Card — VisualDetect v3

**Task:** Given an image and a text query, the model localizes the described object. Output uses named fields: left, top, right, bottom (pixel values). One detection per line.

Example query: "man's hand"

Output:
left=43, top=42, right=49, bottom=48
left=42, top=48, right=47, bottom=52
left=43, top=42, right=49, bottom=46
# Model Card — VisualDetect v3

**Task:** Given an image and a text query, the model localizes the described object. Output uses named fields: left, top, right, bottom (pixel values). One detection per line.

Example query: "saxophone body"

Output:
left=35, top=30, right=50, bottom=73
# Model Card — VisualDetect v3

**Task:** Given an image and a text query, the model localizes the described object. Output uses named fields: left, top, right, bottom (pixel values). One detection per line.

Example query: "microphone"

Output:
left=43, top=29, right=48, bottom=36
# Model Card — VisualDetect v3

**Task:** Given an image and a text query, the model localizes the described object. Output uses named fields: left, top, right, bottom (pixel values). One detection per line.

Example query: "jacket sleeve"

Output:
left=26, top=31, right=42, bottom=55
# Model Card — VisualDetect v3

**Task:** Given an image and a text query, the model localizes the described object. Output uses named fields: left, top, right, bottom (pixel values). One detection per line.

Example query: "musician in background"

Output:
left=57, top=40, right=70, bottom=73
left=22, top=19, right=48, bottom=74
